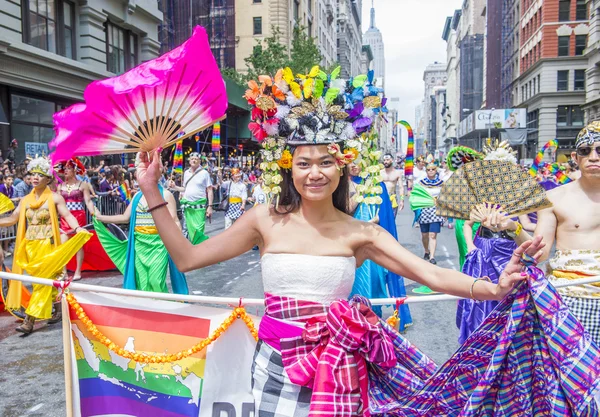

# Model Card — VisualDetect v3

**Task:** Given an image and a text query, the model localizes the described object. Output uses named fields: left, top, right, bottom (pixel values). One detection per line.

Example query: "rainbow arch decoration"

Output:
left=396, top=120, right=414, bottom=179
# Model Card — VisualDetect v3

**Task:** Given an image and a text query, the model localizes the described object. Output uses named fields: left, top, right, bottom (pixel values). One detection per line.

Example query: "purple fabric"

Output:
left=456, top=235, right=517, bottom=344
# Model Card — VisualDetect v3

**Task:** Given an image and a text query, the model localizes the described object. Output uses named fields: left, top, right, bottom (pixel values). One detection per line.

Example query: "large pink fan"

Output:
left=50, top=26, right=227, bottom=163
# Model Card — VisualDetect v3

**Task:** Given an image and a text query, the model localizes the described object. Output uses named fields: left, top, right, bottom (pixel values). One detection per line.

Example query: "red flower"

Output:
left=249, top=122, right=268, bottom=142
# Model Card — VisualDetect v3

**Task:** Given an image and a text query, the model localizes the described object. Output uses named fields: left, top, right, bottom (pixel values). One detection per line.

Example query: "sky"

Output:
left=360, top=0, right=461, bottom=130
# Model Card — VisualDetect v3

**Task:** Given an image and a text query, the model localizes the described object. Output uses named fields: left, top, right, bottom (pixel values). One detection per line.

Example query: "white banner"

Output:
left=66, top=291, right=259, bottom=417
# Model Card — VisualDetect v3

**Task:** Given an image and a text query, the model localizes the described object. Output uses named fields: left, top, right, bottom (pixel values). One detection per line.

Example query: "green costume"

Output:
left=180, top=198, right=208, bottom=245
left=454, top=219, right=480, bottom=270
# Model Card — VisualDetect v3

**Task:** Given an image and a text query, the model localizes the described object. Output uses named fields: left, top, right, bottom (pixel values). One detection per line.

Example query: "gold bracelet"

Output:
left=470, top=276, right=492, bottom=301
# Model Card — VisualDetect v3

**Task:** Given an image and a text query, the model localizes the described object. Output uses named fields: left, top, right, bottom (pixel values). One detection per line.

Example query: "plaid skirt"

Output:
left=563, top=295, right=600, bottom=343
left=418, top=206, right=444, bottom=224
left=252, top=340, right=311, bottom=417
left=225, top=202, right=244, bottom=220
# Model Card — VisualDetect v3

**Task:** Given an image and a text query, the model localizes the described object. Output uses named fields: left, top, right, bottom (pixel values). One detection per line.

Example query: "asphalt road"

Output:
left=0, top=207, right=461, bottom=417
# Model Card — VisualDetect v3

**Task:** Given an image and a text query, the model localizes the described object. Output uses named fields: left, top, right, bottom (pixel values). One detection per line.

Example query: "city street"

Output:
left=0, top=206, right=461, bottom=417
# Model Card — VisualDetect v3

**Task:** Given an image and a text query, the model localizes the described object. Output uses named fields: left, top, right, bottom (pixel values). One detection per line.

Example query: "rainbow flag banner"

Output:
left=67, top=291, right=258, bottom=417
left=211, top=122, right=221, bottom=152
left=173, top=141, right=184, bottom=175
left=397, top=120, right=414, bottom=179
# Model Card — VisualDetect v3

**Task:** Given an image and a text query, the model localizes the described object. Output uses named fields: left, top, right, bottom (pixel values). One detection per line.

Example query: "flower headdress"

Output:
left=244, top=66, right=387, bottom=199
left=55, top=157, right=86, bottom=175
left=27, top=157, right=53, bottom=178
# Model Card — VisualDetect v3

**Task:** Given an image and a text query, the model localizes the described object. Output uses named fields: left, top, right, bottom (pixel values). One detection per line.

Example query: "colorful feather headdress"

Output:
left=54, top=157, right=86, bottom=175
left=27, top=157, right=53, bottom=178
left=50, top=26, right=227, bottom=165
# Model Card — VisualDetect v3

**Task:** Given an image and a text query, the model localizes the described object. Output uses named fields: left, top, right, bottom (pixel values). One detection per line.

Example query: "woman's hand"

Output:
left=494, top=235, right=545, bottom=300
left=136, top=150, right=163, bottom=192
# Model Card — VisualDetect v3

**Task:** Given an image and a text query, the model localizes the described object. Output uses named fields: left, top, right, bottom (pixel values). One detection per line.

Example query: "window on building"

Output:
left=533, top=77, right=536, bottom=94
left=538, top=74, right=541, bottom=93
left=527, top=109, right=539, bottom=129
left=106, top=22, right=138, bottom=74
left=557, top=70, right=569, bottom=91
left=253, top=17, right=262, bottom=35
left=558, top=36, right=570, bottom=56
left=574, top=69, right=586, bottom=90
left=576, top=0, right=588, bottom=20
left=557, top=105, right=584, bottom=127
left=22, top=0, right=76, bottom=58
left=253, top=0, right=262, bottom=3
left=293, top=0, right=299, bottom=23
left=575, top=35, right=587, bottom=55
left=308, top=21, right=312, bottom=37
left=559, top=0, right=571, bottom=21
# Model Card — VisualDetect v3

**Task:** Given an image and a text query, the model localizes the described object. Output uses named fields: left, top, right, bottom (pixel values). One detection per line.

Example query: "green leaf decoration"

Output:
left=330, top=66, right=341, bottom=80
left=352, top=75, right=367, bottom=88
left=325, top=88, right=340, bottom=104
left=318, top=70, right=328, bottom=80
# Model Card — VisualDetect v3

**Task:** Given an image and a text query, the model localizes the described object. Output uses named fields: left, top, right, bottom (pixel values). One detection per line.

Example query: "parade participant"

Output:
left=135, top=64, right=551, bottom=414
left=407, top=155, right=426, bottom=191
left=487, top=122, right=600, bottom=341
left=222, top=168, right=248, bottom=230
left=94, top=173, right=188, bottom=295
left=55, top=158, right=96, bottom=281
left=415, top=158, right=445, bottom=265
left=169, top=152, right=213, bottom=244
left=381, top=153, right=404, bottom=216
left=2, top=157, right=90, bottom=334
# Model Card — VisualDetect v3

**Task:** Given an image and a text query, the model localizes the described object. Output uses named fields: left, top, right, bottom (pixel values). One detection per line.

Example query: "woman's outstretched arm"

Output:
left=136, top=150, right=261, bottom=272
left=355, top=223, right=545, bottom=301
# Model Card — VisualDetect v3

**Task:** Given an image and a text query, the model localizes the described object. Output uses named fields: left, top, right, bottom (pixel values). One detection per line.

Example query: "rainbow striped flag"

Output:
left=117, top=183, right=130, bottom=205
left=530, top=139, right=558, bottom=177
left=397, top=120, right=414, bottom=178
left=173, top=141, right=183, bottom=175
left=211, top=122, right=221, bottom=152
left=68, top=291, right=257, bottom=417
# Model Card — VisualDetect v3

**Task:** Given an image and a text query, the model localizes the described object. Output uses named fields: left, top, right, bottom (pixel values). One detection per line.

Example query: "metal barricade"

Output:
left=86, top=195, right=128, bottom=224
left=0, top=212, right=15, bottom=242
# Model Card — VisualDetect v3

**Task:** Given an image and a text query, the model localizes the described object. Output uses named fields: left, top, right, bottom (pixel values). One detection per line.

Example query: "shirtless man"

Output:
left=381, top=153, right=405, bottom=216
left=481, top=122, right=600, bottom=341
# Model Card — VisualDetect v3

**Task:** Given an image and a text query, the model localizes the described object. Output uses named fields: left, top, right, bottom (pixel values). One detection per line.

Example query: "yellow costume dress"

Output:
left=6, top=188, right=90, bottom=319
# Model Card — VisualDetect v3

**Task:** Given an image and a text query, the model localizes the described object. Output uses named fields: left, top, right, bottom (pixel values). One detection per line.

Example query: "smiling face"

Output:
left=573, top=140, right=600, bottom=179
left=291, top=145, right=341, bottom=202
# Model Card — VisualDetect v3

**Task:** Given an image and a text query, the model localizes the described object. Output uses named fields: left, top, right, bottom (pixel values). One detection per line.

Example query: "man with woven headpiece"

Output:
left=169, top=152, right=213, bottom=244
left=1, top=157, right=90, bottom=334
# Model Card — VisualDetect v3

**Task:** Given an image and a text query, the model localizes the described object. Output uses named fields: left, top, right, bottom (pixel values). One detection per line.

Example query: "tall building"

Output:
left=316, top=0, right=337, bottom=68
left=483, top=0, right=502, bottom=108
left=159, top=0, right=236, bottom=69
left=0, top=0, right=162, bottom=160
left=337, top=0, right=363, bottom=77
left=584, top=0, right=600, bottom=122
left=442, top=10, right=462, bottom=151
left=363, top=0, right=385, bottom=86
left=515, top=0, right=590, bottom=157
left=500, top=0, right=521, bottom=108
left=421, top=62, right=447, bottom=153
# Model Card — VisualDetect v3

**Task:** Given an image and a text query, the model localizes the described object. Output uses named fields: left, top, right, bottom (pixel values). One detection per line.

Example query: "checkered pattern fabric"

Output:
left=563, top=295, right=600, bottom=343
left=252, top=340, right=312, bottom=417
left=418, top=206, right=444, bottom=224
left=66, top=201, right=84, bottom=211
left=225, top=202, right=243, bottom=220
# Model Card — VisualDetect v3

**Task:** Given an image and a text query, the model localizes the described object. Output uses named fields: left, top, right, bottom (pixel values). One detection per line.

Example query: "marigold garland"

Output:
left=66, top=293, right=259, bottom=364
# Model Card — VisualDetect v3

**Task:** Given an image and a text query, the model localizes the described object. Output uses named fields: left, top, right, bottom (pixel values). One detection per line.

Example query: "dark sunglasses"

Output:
left=576, top=146, right=600, bottom=157
left=426, top=168, right=437, bottom=171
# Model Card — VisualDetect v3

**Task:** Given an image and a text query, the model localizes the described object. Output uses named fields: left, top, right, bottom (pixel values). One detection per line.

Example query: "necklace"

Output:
left=63, top=182, right=79, bottom=193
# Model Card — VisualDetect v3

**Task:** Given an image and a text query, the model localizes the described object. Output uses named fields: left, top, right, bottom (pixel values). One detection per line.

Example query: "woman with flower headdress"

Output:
left=55, top=157, right=96, bottom=280
left=1, top=157, right=90, bottom=334
left=129, top=65, right=567, bottom=416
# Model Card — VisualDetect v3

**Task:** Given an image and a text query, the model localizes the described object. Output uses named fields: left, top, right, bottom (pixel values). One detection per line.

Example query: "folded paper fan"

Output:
left=436, top=159, right=552, bottom=220
left=0, top=193, right=14, bottom=215
left=50, top=26, right=227, bottom=163
left=409, top=184, right=435, bottom=211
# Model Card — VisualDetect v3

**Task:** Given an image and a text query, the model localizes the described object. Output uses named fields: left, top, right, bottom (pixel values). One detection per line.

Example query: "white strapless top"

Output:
left=261, top=253, right=356, bottom=304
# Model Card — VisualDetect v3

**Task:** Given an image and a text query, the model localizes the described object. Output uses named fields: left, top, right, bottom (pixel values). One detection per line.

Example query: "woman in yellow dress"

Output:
left=1, top=157, right=90, bottom=334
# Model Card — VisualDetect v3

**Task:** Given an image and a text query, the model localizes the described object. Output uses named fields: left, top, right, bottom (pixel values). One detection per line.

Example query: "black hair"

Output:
left=274, top=146, right=349, bottom=215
